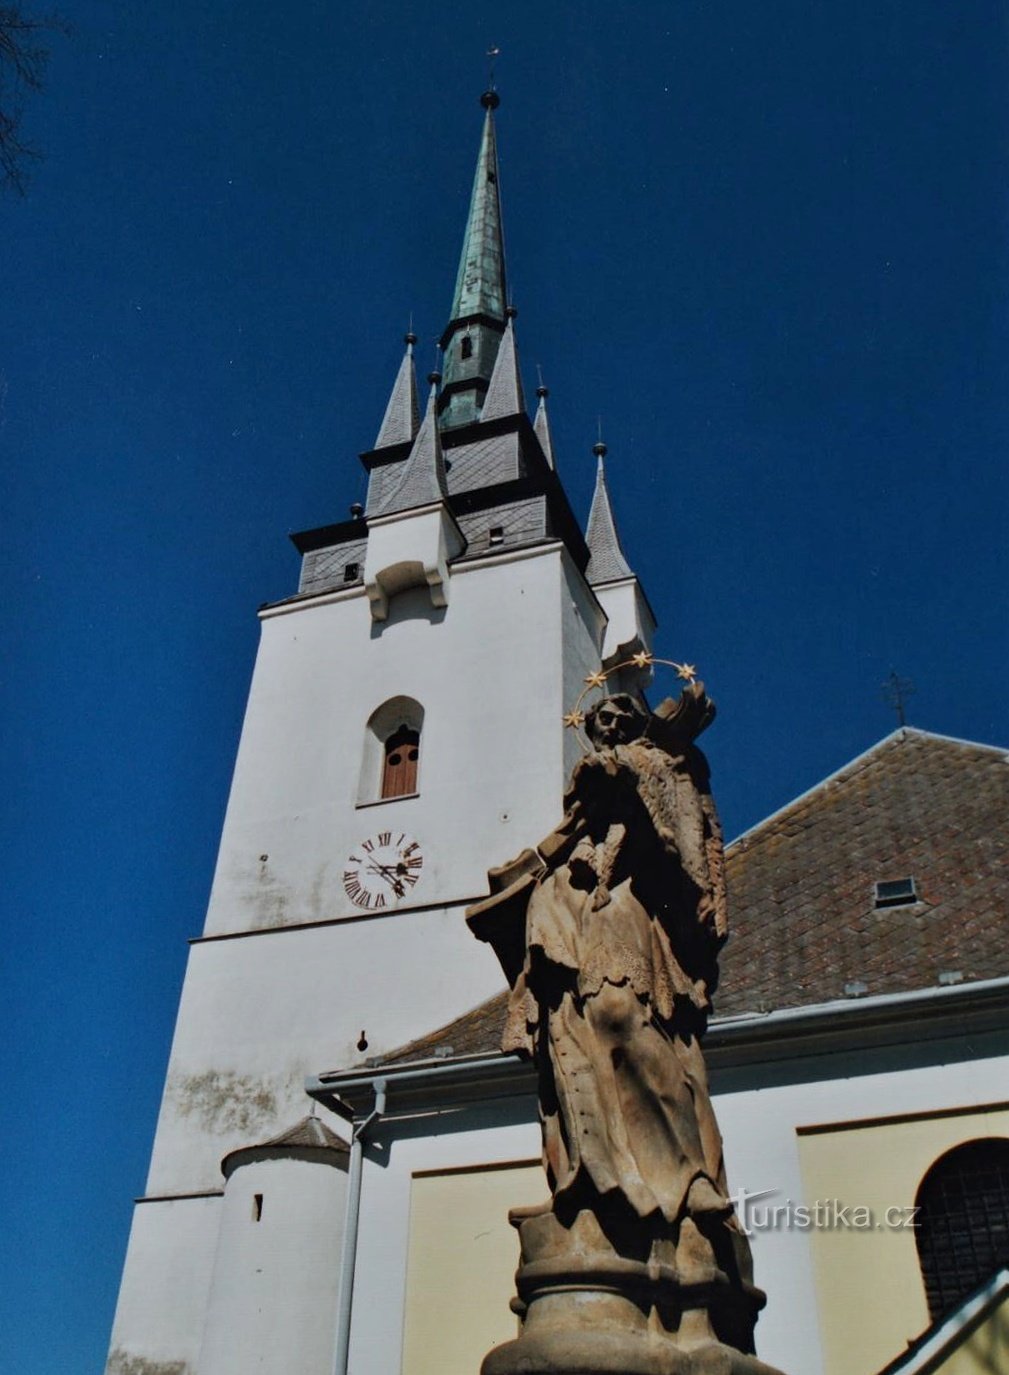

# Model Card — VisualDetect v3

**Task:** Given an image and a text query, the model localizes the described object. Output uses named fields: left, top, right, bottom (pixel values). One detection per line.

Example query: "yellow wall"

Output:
left=401, top=1161, right=544, bottom=1375
left=796, top=1105, right=1009, bottom=1375
left=938, top=1290, right=1009, bottom=1373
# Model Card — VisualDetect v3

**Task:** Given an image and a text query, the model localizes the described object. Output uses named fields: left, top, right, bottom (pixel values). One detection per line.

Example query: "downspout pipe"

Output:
left=332, top=1078, right=386, bottom=1375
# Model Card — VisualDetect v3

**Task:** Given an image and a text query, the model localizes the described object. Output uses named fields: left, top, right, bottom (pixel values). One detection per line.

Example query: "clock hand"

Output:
left=366, top=861, right=400, bottom=879
left=365, top=862, right=406, bottom=895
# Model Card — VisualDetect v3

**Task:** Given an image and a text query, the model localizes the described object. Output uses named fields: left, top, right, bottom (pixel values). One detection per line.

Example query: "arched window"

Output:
left=382, top=724, right=420, bottom=799
left=358, top=697, right=424, bottom=805
left=915, top=1138, right=1009, bottom=1321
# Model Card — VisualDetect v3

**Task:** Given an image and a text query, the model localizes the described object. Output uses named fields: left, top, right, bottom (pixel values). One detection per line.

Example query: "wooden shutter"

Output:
left=381, top=725, right=420, bottom=799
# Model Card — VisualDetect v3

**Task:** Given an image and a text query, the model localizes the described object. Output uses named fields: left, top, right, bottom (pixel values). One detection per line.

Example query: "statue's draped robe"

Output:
left=502, top=737, right=729, bottom=1225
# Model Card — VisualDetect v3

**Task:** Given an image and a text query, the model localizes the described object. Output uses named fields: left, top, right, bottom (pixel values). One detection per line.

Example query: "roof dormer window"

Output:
left=873, top=877, right=918, bottom=909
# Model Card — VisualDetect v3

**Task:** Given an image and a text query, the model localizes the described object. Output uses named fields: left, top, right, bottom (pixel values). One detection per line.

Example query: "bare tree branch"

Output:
left=0, top=6, right=67, bottom=195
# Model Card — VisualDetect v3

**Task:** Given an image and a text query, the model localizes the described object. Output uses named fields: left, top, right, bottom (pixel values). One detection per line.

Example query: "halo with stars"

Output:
left=563, top=653, right=699, bottom=751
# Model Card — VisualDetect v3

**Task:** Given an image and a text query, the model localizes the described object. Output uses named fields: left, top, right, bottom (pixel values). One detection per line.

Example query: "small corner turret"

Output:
left=584, top=442, right=656, bottom=670
left=373, top=332, right=420, bottom=451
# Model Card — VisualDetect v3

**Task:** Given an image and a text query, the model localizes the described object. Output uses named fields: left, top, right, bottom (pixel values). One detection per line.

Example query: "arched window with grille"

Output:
left=358, top=697, right=424, bottom=805
left=915, top=1137, right=1009, bottom=1321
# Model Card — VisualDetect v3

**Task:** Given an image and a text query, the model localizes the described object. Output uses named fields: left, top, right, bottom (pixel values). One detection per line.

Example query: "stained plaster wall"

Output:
left=109, top=541, right=604, bottom=1373
left=106, top=1194, right=220, bottom=1375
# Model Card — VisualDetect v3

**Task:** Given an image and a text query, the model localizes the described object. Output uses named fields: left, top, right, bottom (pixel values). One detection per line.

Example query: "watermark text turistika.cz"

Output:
left=731, top=1188, right=919, bottom=1236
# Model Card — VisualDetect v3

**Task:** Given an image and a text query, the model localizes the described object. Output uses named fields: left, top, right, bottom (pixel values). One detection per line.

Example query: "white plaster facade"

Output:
left=106, top=536, right=612, bottom=1374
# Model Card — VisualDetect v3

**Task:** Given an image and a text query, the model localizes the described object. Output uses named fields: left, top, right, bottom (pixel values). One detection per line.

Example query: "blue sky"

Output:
left=2, top=3, right=1008, bottom=1371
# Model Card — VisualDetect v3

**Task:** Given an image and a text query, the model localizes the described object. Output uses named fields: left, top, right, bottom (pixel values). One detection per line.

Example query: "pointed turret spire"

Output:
left=384, top=373, right=449, bottom=513
left=480, top=308, right=524, bottom=421
left=533, top=380, right=555, bottom=469
left=584, top=442, right=634, bottom=585
left=374, top=332, right=420, bottom=448
left=439, top=92, right=509, bottom=430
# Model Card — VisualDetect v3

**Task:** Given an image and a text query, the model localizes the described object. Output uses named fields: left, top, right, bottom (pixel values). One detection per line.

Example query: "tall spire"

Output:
left=374, top=332, right=419, bottom=449
left=383, top=374, right=449, bottom=513
left=449, top=92, right=506, bottom=324
left=533, top=381, right=555, bottom=469
left=439, top=92, right=509, bottom=431
left=584, top=442, right=634, bottom=584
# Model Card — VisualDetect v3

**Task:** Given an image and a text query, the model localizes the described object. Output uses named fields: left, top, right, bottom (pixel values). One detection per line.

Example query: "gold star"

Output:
left=584, top=670, right=608, bottom=690
left=631, top=651, right=653, bottom=669
left=676, top=663, right=697, bottom=681
left=563, top=710, right=585, bottom=730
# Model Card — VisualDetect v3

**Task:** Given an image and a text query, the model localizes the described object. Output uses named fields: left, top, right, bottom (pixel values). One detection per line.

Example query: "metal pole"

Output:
left=331, top=1079, right=386, bottom=1375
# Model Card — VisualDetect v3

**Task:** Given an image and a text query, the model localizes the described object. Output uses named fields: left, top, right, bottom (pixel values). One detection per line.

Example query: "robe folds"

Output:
left=500, top=735, right=731, bottom=1225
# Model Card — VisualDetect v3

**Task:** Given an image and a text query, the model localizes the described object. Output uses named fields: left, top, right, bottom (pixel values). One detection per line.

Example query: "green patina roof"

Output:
left=449, top=105, right=506, bottom=326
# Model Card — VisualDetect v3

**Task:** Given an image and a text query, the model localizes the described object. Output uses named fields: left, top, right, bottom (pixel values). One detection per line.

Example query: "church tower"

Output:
left=105, top=92, right=654, bottom=1375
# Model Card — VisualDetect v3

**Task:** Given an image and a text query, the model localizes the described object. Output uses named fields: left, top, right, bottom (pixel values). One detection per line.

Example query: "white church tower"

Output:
left=105, top=90, right=654, bottom=1375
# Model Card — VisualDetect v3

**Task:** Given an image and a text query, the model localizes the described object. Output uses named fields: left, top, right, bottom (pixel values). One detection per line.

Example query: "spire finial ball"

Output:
left=404, top=331, right=418, bottom=346
left=481, top=89, right=501, bottom=110
left=593, top=441, right=608, bottom=459
left=427, top=370, right=442, bottom=386
left=536, top=384, right=549, bottom=399
left=505, top=304, right=518, bottom=319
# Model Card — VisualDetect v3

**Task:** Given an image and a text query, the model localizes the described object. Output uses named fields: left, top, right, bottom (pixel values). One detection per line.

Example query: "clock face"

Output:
left=343, top=831, right=424, bottom=910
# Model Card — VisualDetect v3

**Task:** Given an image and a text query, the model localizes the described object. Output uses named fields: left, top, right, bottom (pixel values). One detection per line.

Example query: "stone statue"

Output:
left=467, top=686, right=785, bottom=1375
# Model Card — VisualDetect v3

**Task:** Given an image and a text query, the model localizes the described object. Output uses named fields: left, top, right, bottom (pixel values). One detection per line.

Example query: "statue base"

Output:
left=481, top=1206, right=786, bottom=1375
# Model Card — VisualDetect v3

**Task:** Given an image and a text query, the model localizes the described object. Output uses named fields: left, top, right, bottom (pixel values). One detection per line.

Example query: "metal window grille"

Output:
left=915, top=1139, right=1009, bottom=1321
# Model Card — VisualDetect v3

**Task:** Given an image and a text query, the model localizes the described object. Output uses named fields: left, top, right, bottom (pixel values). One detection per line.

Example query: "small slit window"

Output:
left=382, top=725, right=420, bottom=800
left=488, top=525, right=505, bottom=547
left=874, top=877, right=918, bottom=908
left=252, top=1193, right=263, bottom=1222
left=344, top=562, right=361, bottom=583
left=461, top=335, right=473, bottom=360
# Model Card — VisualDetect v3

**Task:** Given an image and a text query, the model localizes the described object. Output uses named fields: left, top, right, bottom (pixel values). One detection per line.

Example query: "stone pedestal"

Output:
left=482, top=1206, right=785, bottom=1375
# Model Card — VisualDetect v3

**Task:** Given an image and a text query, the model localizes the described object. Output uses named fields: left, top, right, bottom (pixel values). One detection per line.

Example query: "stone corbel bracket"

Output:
left=363, top=503, right=466, bottom=621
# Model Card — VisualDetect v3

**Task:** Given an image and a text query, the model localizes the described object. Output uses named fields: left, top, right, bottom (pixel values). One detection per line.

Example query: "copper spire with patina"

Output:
left=438, top=91, right=509, bottom=430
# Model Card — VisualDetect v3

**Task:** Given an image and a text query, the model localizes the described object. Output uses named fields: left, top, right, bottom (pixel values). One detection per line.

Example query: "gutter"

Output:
left=306, top=976, right=1009, bottom=1122
left=307, top=1052, right=535, bottom=1123
left=330, top=1078, right=386, bottom=1375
